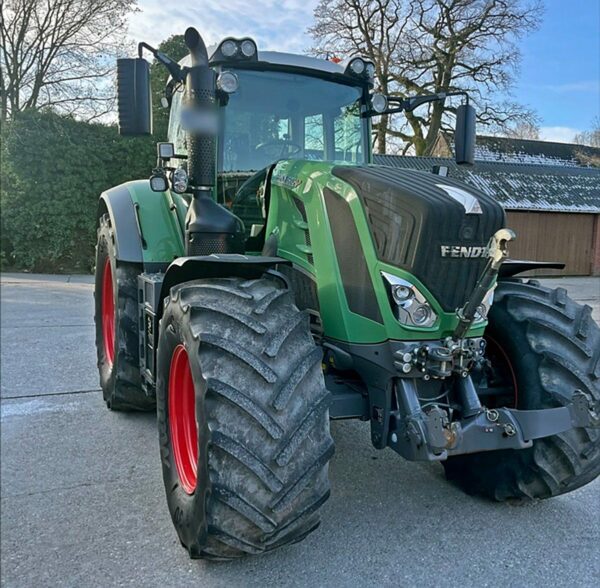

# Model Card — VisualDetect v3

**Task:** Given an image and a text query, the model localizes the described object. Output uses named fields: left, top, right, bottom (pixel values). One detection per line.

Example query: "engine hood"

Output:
left=332, top=165, right=506, bottom=311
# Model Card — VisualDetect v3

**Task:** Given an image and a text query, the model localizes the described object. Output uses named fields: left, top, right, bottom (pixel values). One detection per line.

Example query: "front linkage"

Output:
left=363, top=229, right=600, bottom=462
left=390, top=379, right=599, bottom=462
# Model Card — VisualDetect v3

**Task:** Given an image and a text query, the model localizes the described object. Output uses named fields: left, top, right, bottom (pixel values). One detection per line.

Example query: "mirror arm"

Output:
left=138, top=42, right=185, bottom=82
left=369, top=91, right=470, bottom=117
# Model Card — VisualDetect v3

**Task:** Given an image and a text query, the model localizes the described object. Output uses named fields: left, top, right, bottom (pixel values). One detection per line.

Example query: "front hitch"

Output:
left=387, top=380, right=600, bottom=462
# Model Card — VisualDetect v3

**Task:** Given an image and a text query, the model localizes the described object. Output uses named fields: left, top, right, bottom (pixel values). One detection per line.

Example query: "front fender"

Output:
left=98, top=180, right=186, bottom=267
left=156, top=254, right=290, bottom=320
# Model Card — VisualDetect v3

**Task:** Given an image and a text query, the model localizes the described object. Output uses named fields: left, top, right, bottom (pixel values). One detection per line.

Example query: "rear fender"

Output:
left=98, top=180, right=186, bottom=267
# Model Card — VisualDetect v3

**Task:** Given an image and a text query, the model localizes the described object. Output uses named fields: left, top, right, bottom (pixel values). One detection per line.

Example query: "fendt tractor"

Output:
left=94, top=27, right=600, bottom=559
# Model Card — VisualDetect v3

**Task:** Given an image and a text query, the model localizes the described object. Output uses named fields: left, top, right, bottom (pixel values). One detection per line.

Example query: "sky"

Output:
left=127, top=0, right=600, bottom=143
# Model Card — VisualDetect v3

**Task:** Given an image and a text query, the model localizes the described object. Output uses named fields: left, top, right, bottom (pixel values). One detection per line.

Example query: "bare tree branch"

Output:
left=308, top=0, right=543, bottom=154
left=0, top=0, right=137, bottom=122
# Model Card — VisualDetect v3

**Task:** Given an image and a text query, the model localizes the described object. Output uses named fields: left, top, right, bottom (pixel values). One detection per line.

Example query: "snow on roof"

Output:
left=434, top=134, right=600, bottom=168
left=373, top=155, right=600, bottom=213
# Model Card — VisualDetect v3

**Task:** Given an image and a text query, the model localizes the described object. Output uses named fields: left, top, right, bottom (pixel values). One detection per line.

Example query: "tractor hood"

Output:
left=332, top=165, right=506, bottom=312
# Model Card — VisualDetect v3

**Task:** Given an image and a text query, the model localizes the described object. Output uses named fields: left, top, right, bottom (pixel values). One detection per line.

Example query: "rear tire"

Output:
left=157, top=277, right=333, bottom=559
left=94, top=214, right=154, bottom=411
left=444, top=279, right=600, bottom=500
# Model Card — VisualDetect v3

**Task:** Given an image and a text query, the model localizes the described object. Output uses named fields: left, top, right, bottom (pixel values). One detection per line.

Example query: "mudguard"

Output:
left=98, top=180, right=186, bottom=267
left=498, top=260, right=565, bottom=278
left=155, top=254, right=290, bottom=320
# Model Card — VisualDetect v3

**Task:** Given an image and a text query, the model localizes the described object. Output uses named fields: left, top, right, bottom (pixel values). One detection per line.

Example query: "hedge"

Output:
left=0, top=110, right=155, bottom=272
left=0, top=35, right=187, bottom=273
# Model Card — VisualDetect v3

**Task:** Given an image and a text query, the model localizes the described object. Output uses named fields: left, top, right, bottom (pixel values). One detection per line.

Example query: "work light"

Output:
left=157, top=142, right=175, bottom=160
left=371, top=93, right=388, bottom=114
left=149, top=172, right=168, bottom=192
left=240, top=39, right=257, bottom=57
left=215, top=37, right=259, bottom=62
left=349, top=58, right=365, bottom=75
left=221, top=39, right=237, bottom=57
left=171, top=167, right=189, bottom=194
left=366, top=62, right=376, bottom=80
left=217, top=71, right=239, bottom=94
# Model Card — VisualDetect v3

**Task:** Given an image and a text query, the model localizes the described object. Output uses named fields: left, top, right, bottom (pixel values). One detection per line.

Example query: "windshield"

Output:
left=168, top=69, right=368, bottom=172
left=219, top=70, right=366, bottom=172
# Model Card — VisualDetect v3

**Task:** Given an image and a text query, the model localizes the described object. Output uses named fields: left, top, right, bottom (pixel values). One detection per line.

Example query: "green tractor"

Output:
left=95, top=27, right=600, bottom=559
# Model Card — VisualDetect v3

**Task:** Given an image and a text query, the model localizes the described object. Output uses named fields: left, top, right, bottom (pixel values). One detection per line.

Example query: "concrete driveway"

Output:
left=1, top=273, right=599, bottom=587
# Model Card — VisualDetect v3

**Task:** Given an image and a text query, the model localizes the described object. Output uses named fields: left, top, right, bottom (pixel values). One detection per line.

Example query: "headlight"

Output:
left=217, top=71, right=239, bottom=94
left=171, top=167, right=188, bottom=194
left=382, top=272, right=438, bottom=328
left=371, top=93, right=388, bottom=114
left=412, top=304, right=432, bottom=325
left=391, top=284, right=413, bottom=303
left=366, top=62, right=376, bottom=80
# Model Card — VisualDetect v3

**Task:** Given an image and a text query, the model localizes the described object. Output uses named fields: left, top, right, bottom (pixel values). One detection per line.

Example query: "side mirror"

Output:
left=454, top=103, right=476, bottom=165
left=116, top=58, right=152, bottom=135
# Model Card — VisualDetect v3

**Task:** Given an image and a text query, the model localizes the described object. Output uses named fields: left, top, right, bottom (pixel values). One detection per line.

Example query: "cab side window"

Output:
left=304, top=114, right=324, bottom=160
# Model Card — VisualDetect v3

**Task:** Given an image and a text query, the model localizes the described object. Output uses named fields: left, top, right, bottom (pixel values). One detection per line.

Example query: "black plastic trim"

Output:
left=98, top=184, right=144, bottom=263
left=323, top=188, right=383, bottom=324
left=499, top=260, right=565, bottom=278
left=157, top=254, right=290, bottom=320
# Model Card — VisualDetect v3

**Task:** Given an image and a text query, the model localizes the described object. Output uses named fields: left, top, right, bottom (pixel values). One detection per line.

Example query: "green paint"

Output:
left=267, top=160, right=487, bottom=344
left=122, top=163, right=488, bottom=345
left=125, top=181, right=185, bottom=263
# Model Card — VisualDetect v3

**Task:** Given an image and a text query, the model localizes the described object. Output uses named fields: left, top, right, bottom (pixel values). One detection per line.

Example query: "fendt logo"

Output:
left=440, top=245, right=491, bottom=258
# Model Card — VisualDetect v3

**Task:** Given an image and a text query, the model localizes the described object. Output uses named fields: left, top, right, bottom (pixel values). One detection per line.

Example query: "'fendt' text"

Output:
left=440, top=245, right=491, bottom=258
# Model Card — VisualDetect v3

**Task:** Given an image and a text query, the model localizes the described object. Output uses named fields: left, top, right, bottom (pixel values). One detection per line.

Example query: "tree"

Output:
left=502, top=120, right=540, bottom=140
left=573, top=117, right=600, bottom=148
left=0, top=0, right=137, bottom=122
left=0, top=110, right=155, bottom=270
left=309, top=0, right=542, bottom=155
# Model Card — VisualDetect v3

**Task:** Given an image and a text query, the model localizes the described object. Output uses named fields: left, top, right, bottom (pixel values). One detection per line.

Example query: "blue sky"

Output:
left=129, top=0, right=600, bottom=142
left=515, top=0, right=600, bottom=142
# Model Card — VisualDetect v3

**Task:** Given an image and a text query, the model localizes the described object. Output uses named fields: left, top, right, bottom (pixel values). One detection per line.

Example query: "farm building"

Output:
left=374, top=136, right=600, bottom=276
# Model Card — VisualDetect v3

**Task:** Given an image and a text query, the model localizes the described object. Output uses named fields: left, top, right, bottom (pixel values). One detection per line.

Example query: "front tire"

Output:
left=444, top=279, right=600, bottom=500
left=157, top=277, right=333, bottom=559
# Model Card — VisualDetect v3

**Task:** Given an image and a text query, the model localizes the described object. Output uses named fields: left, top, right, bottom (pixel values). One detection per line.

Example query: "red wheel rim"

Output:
left=101, top=258, right=115, bottom=366
left=169, top=345, right=198, bottom=494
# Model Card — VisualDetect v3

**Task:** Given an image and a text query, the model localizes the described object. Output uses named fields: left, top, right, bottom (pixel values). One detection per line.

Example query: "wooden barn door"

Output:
left=505, top=211, right=596, bottom=276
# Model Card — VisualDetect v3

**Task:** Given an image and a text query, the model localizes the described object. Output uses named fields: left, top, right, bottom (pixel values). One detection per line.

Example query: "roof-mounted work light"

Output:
left=213, top=37, right=258, bottom=63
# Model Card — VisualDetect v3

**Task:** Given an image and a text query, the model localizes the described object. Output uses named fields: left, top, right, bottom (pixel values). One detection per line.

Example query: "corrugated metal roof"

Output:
left=373, top=155, right=600, bottom=213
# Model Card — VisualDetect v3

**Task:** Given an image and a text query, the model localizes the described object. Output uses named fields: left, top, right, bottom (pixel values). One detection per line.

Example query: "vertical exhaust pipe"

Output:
left=183, top=27, right=216, bottom=188
left=181, top=27, right=244, bottom=256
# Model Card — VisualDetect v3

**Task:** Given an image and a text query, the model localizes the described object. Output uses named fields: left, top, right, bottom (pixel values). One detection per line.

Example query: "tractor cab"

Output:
left=166, top=48, right=374, bottom=238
